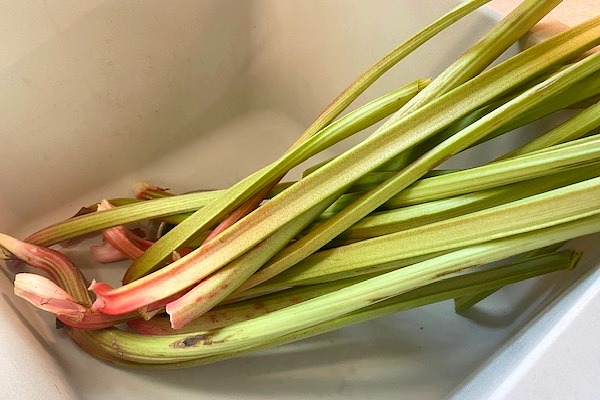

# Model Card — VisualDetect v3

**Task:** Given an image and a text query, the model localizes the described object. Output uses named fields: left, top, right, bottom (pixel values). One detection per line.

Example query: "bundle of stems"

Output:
left=2, top=0, right=600, bottom=368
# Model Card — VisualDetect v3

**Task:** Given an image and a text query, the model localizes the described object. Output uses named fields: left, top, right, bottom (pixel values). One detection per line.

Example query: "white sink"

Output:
left=0, top=1, right=598, bottom=399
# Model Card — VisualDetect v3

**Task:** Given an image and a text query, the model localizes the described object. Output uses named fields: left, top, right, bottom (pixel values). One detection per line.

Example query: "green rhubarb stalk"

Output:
left=333, top=163, right=600, bottom=242
left=378, top=0, right=564, bottom=171
left=298, top=176, right=599, bottom=279
left=122, top=0, right=495, bottom=281
left=383, top=135, right=600, bottom=208
left=214, top=250, right=580, bottom=369
left=234, top=49, right=600, bottom=293
left=452, top=242, right=567, bottom=312
left=69, top=215, right=600, bottom=365
left=478, top=72, right=600, bottom=143
left=63, top=240, right=561, bottom=367
left=237, top=174, right=600, bottom=297
left=65, top=246, right=578, bottom=367
left=25, top=191, right=218, bottom=247
left=320, top=144, right=600, bottom=216
left=131, top=249, right=578, bottom=335
left=403, top=69, right=600, bottom=166
left=317, top=139, right=600, bottom=220
left=88, top=21, right=600, bottom=317
left=500, top=99, right=600, bottom=159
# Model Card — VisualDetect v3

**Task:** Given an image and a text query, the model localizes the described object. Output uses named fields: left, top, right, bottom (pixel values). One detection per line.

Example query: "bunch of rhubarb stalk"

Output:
left=2, top=0, right=600, bottom=368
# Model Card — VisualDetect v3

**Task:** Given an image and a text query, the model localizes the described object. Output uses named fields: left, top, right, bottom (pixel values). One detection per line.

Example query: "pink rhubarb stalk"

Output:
left=1, top=233, right=136, bottom=329
left=14, top=273, right=87, bottom=321
left=14, top=274, right=132, bottom=330
left=90, top=240, right=128, bottom=263
left=95, top=200, right=145, bottom=260
left=90, top=200, right=192, bottom=265
left=14, top=272, right=137, bottom=329
left=0, top=233, right=91, bottom=304
left=88, top=229, right=251, bottom=315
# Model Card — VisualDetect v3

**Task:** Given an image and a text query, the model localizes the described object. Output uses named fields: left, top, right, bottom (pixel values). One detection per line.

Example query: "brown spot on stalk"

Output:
left=172, top=334, right=207, bottom=348
left=170, top=333, right=232, bottom=348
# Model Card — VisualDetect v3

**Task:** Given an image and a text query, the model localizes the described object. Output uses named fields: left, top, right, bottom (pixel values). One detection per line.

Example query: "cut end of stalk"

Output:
left=165, top=296, right=204, bottom=329
left=165, top=305, right=186, bottom=330
left=14, top=273, right=87, bottom=321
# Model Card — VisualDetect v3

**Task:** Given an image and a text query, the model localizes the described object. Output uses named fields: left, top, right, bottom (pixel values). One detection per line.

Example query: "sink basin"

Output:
left=1, top=1, right=598, bottom=399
